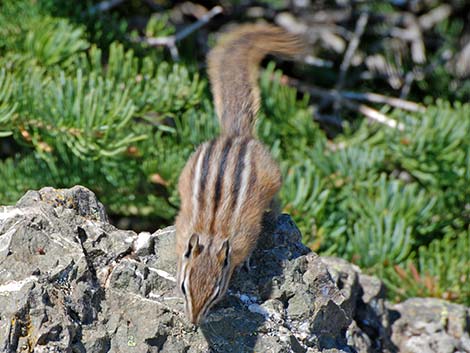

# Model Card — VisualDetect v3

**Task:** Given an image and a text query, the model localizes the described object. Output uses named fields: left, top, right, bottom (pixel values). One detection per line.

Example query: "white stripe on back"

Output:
left=204, top=140, right=220, bottom=229
left=191, top=144, right=207, bottom=228
left=232, top=140, right=253, bottom=231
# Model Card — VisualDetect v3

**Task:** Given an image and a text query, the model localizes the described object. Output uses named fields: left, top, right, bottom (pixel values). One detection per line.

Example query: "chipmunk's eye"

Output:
left=184, top=247, right=191, bottom=258
left=184, top=241, right=193, bottom=258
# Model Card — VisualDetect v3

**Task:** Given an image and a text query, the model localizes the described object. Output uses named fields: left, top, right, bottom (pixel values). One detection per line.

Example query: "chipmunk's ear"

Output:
left=217, top=240, right=230, bottom=268
left=185, top=233, right=201, bottom=258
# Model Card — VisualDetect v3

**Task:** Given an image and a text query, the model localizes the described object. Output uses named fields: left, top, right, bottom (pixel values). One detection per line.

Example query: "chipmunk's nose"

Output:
left=190, top=314, right=201, bottom=326
left=190, top=309, right=204, bottom=326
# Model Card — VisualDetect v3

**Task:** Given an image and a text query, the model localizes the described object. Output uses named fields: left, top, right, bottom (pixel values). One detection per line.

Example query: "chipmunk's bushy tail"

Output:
left=207, top=24, right=307, bottom=137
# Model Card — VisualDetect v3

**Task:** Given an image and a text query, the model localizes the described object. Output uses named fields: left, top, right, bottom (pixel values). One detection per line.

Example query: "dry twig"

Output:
left=365, top=54, right=403, bottom=89
left=419, top=4, right=452, bottom=30
left=313, top=112, right=344, bottom=128
left=391, top=14, right=426, bottom=64
left=453, top=41, right=470, bottom=78
left=303, top=55, right=334, bottom=68
left=86, top=0, right=125, bottom=15
left=342, top=100, right=405, bottom=130
left=134, top=5, right=223, bottom=60
left=285, top=76, right=412, bottom=131
left=336, top=12, right=369, bottom=91
left=400, top=71, right=415, bottom=99
left=340, top=91, right=425, bottom=112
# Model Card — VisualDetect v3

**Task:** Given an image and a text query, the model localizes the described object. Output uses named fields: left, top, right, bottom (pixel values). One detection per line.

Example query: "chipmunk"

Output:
left=175, top=24, right=306, bottom=325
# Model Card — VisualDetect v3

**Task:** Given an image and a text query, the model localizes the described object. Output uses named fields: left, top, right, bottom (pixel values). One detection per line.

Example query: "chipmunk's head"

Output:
left=177, top=233, right=233, bottom=325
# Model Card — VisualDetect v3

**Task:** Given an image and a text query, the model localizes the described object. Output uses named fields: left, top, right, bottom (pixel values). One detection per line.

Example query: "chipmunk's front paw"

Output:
left=242, top=256, right=252, bottom=272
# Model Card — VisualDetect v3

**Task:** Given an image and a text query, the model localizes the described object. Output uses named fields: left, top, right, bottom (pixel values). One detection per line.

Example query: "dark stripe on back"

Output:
left=231, top=138, right=250, bottom=210
left=210, top=137, right=233, bottom=233
left=247, top=151, right=258, bottom=196
left=199, top=140, right=216, bottom=210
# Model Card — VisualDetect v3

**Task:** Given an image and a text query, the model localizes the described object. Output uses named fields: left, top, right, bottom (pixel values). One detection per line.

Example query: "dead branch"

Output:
left=178, top=2, right=211, bottom=19
left=340, top=91, right=425, bottom=112
left=336, top=12, right=369, bottom=91
left=314, top=112, right=344, bottom=128
left=419, top=4, right=452, bottom=30
left=400, top=71, right=415, bottom=99
left=453, top=41, right=470, bottom=78
left=342, top=100, right=405, bottom=130
left=365, top=54, right=403, bottom=89
left=391, top=14, right=425, bottom=64
left=304, top=55, right=334, bottom=68
left=285, top=76, right=409, bottom=130
left=86, top=0, right=125, bottom=15
left=134, top=6, right=223, bottom=61
left=174, top=6, right=223, bottom=42
left=287, top=75, right=422, bottom=113
left=275, top=12, right=347, bottom=54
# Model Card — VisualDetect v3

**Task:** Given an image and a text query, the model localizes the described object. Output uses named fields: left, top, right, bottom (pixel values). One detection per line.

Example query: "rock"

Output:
left=0, top=186, right=469, bottom=352
left=389, top=298, right=470, bottom=353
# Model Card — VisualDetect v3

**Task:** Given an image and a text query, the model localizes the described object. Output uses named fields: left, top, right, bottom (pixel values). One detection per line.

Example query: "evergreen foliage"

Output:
left=0, top=0, right=469, bottom=305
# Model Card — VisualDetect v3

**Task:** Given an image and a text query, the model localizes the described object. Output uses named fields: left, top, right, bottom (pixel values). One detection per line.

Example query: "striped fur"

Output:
left=177, top=136, right=280, bottom=261
left=175, top=24, right=304, bottom=325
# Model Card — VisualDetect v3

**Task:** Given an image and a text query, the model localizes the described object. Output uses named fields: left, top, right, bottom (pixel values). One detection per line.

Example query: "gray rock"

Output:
left=0, top=186, right=469, bottom=353
left=389, top=298, right=470, bottom=353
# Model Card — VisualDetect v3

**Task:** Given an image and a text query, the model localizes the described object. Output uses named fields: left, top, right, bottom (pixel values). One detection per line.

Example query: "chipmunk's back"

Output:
left=176, top=135, right=281, bottom=267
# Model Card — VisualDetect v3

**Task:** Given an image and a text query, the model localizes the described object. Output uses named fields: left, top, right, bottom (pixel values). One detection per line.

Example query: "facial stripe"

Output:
left=180, top=263, right=189, bottom=300
left=205, top=286, right=221, bottom=313
left=185, top=267, right=194, bottom=320
left=180, top=261, right=192, bottom=319
left=210, top=137, right=233, bottom=233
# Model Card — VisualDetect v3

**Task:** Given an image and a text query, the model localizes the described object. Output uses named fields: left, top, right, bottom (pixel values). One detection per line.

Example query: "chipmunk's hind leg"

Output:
left=261, top=196, right=281, bottom=234
left=242, top=197, right=281, bottom=273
